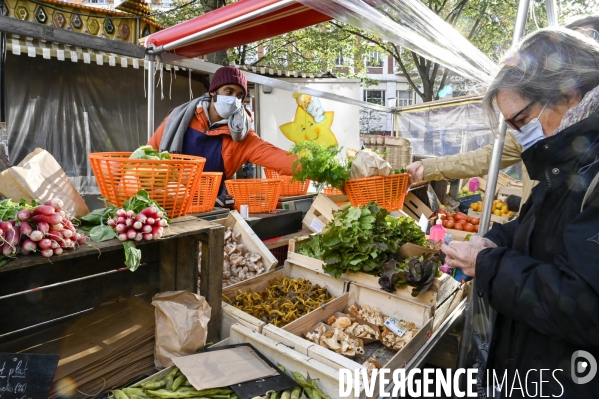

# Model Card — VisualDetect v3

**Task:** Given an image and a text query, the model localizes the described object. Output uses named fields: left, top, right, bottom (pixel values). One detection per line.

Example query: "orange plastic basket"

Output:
left=343, top=173, right=409, bottom=211
left=187, top=172, right=223, bottom=214
left=225, top=179, right=282, bottom=213
left=263, top=168, right=310, bottom=196
left=89, top=152, right=206, bottom=219
left=323, top=186, right=343, bottom=195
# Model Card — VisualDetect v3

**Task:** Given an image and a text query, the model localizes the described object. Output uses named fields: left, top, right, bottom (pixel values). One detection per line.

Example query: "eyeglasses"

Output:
left=505, top=99, right=536, bottom=131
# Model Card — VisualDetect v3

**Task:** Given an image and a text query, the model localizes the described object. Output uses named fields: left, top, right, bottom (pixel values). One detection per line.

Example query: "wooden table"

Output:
left=0, top=216, right=224, bottom=343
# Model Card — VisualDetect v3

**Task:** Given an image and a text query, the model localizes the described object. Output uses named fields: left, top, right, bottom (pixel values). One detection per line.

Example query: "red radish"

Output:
left=37, top=222, right=49, bottom=234
left=63, top=238, right=74, bottom=248
left=31, top=214, right=63, bottom=225
left=117, top=216, right=126, bottom=224
left=115, top=224, right=127, bottom=233
left=116, top=208, right=127, bottom=218
left=20, top=221, right=33, bottom=236
left=51, top=224, right=64, bottom=232
left=107, top=219, right=117, bottom=228
left=39, top=238, right=52, bottom=250
left=142, top=225, right=152, bottom=234
left=126, top=229, right=137, bottom=240
left=135, top=213, right=147, bottom=224
left=12, top=225, right=20, bottom=247
left=152, top=226, right=163, bottom=239
left=143, top=233, right=153, bottom=241
left=117, top=233, right=127, bottom=242
left=22, top=239, right=37, bottom=252
left=53, top=247, right=64, bottom=256
left=33, top=205, right=57, bottom=216
left=77, top=235, right=86, bottom=245
left=133, top=221, right=143, bottom=230
left=44, top=198, right=64, bottom=211
left=62, top=229, right=73, bottom=239
left=17, top=209, right=32, bottom=221
left=135, top=232, right=143, bottom=241
left=2, top=242, right=13, bottom=256
left=141, top=206, right=157, bottom=216
left=21, top=247, right=31, bottom=255
left=146, top=217, right=155, bottom=226
left=30, top=230, right=44, bottom=242
left=0, top=221, right=12, bottom=232
left=51, top=241, right=60, bottom=249
left=159, top=219, right=169, bottom=227
left=126, top=210, right=136, bottom=218
left=125, top=218, right=133, bottom=227
left=41, top=248, right=53, bottom=258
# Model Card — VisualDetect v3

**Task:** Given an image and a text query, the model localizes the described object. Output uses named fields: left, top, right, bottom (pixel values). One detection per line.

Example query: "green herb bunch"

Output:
left=289, top=141, right=350, bottom=192
left=298, top=202, right=427, bottom=278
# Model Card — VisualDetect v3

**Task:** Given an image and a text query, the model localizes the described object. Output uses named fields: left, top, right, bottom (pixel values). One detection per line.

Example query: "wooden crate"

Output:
left=264, top=284, right=434, bottom=397
left=229, top=324, right=356, bottom=398
left=221, top=262, right=348, bottom=338
left=468, top=209, right=510, bottom=224
left=216, top=210, right=278, bottom=290
left=402, top=192, right=433, bottom=221
left=303, top=194, right=340, bottom=233
left=444, top=228, right=473, bottom=242
left=426, top=333, right=460, bottom=369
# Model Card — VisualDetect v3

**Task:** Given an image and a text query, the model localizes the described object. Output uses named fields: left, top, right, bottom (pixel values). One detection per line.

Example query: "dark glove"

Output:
left=506, top=195, right=521, bottom=212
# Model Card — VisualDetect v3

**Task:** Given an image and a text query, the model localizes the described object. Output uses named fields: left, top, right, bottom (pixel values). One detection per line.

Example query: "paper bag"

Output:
left=350, top=150, right=392, bottom=179
left=0, top=148, right=89, bottom=217
left=152, top=291, right=211, bottom=368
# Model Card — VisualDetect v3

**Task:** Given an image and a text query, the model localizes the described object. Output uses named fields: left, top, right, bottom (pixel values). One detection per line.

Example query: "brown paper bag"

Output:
left=350, top=149, right=392, bottom=179
left=0, top=148, right=89, bottom=217
left=152, top=291, right=211, bottom=368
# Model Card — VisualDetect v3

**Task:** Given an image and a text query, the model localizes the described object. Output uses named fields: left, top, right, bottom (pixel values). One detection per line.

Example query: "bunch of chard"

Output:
left=9, top=198, right=84, bottom=258
left=107, top=206, right=169, bottom=242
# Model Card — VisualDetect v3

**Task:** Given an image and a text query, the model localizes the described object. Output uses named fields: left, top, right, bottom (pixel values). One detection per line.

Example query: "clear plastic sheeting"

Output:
left=5, top=53, right=206, bottom=194
left=296, top=0, right=496, bottom=84
left=396, top=101, right=494, bottom=157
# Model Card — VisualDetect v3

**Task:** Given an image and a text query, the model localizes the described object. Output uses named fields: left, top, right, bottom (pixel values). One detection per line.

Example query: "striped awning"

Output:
left=6, top=34, right=189, bottom=72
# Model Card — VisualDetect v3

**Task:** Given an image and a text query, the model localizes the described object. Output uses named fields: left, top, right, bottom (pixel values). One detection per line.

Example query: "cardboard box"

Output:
left=445, top=228, right=473, bottom=242
left=402, top=192, right=434, bottom=221
left=303, top=194, right=340, bottom=233
left=263, top=284, right=434, bottom=397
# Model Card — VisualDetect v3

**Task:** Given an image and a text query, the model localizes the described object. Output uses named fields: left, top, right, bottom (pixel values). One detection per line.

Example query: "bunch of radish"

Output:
left=5, top=198, right=86, bottom=258
left=106, top=206, right=168, bottom=242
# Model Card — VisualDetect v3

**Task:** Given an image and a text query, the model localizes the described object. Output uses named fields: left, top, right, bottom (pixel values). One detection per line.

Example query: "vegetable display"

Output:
left=378, top=252, right=444, bottom=297
left=129, top=145, right=171, bottom=161
left=223, top=277, right=335, bottom=327
left=82, top=190, right=170, bottom=271
left=289, top=142, right=350, bottom=192
left=297, top=202, right=427, bottom=278
left=0, top=198, right=83, bottom=265
left=438, top=209, right=479, bottom=233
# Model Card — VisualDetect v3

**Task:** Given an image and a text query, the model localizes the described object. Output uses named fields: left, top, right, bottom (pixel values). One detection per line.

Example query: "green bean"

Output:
left=172, top=375, right=187, bottom=391
left=290, top=388, right=301, bottom=399
left=141, top=381, right=167, bottom=390
left=113, top=389, right=130, bottom=399
left=280, top=390, right=291, bottom=399
left=145, top=388, right=232, bottom=399
left=303, top=387, right=314, bottom=399
left=270, top=391, right=278, bottom=399
left=123, top=388, right=150, bottom=398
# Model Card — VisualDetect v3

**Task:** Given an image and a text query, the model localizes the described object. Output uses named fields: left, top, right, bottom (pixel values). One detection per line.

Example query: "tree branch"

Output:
left=391, top=44, right=424, bottom=99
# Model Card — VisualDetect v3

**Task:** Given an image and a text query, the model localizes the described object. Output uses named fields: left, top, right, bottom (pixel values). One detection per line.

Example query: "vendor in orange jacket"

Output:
left=148, top=66, right=296, bottom=190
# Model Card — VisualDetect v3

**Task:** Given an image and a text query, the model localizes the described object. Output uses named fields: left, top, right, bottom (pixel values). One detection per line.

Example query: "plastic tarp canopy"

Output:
left=5, top=53, right=206, bottom=194
left=396, top=101, right=494, bottom=158
left=145, top=0, right=332, bottom=58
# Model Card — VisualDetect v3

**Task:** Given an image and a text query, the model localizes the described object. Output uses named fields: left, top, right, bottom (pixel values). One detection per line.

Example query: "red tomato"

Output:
left=454, top=223, right=464, bottom=230
left=439, top=214, right=447, bottom=220
left=442, top=220, right=448, bottom=228
left=455, top=212, right=468, bottom=221
left=471, top=218, right=480, bottom=225
left=446, top=220, right=455, bottom=229
left=459, top=219, right=468, bottom=226
left=438, top=209, right=447, bottom=215
left=474, top=225, right=479, bottom=233
left=465, top=223, right=475, bottom=232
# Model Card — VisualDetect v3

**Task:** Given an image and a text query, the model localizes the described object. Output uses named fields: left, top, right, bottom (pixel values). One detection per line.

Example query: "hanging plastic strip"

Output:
left=295, top=0, right=496, bottom=84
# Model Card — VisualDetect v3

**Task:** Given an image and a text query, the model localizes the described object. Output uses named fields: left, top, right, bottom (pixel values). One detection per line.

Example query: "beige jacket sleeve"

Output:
left=421, top=130, right=523, bottom=180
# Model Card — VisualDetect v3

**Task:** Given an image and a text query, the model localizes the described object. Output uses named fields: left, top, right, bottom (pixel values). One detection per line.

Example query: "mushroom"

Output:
left=323, top=329, right=342, bottom=351
left=332, top=317, right=352, bottom=329
left=250, top=253, right=262, bottom=263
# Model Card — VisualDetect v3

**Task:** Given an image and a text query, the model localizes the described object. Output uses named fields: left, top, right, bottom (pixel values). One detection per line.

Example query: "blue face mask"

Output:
left=514, top=102, right=549, bottom=150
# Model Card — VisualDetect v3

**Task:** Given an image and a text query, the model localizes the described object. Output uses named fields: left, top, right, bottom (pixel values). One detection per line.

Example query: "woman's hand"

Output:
left=441, top=236, right=498, bottom=277
left=406, top=161, right=424, bottom=186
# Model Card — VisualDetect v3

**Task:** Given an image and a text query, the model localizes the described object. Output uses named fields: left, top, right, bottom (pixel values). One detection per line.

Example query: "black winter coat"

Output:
left=477, top=113, right=599, bottom=398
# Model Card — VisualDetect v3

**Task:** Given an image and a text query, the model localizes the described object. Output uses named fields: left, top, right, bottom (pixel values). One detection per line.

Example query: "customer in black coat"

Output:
left=443, top=28, right=599, bottom=398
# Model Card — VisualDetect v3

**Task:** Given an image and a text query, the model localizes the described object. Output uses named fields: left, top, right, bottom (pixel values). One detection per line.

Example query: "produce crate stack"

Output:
left=385, top=137, right=413, bottom=170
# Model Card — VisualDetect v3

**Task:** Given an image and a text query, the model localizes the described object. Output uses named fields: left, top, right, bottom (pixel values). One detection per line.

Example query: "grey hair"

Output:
left=483, top=27, right=599, bottom=131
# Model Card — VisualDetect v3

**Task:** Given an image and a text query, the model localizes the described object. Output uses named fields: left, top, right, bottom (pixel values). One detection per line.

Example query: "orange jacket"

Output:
left=148, top=106, right=296, bottom=179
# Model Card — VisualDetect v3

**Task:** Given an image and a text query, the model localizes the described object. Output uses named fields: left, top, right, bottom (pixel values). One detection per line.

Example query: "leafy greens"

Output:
left=289, top=141, right=350, bottom=192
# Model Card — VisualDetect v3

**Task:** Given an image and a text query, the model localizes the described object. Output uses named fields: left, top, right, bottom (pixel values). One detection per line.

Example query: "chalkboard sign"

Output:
left=0, top=353, right=59, bottom=399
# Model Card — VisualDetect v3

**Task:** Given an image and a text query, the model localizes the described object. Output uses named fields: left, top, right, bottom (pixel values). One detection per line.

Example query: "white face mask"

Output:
left=513, top=102, right=549, bottom=150
left=213, top=95, right=242, bottom=119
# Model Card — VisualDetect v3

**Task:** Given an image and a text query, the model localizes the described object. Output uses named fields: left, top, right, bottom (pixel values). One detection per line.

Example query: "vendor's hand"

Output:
left=406, top=161, right=424, bottom=186
left=441, top=236, right=497, bottom=277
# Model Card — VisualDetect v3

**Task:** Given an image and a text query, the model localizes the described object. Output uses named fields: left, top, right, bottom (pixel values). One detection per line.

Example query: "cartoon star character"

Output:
left=293, top=93, right=326, bottom=123
left=279, top=106, right=338, bottom=147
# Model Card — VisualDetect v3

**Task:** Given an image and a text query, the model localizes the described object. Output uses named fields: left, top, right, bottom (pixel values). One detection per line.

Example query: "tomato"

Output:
left=471, top=218, right=480, bottom=225
left=474, top=225, right=479, bottom=233
left=442, top=220, right=448, bottom=228
left=465, top=223, right=475, bottom=232
left=459, top=219, right=468, bottom=226
left=439, top=214, right=447, bottom=220
left=438, top=209, right=447, bottom=215
left=454, top=223, right=464, bottom=230
left=446, top=220, right=455, bottom=229
left=455, top=212, right=468, bottom=221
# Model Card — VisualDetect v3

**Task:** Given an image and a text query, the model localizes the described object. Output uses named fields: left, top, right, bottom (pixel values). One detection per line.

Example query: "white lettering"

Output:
left=361, top=368, right=376, bottom=397
left=453, top=369, right=465, bottom=398
left=407, top=369, right=421, bottom=397
left=436, top=369, right=452, bottom=397
left=467, top=368, right=478, bottom=397
left=525, top=369, right=538, bottom=397
left=378, top=369, right=390, bottom=397
left=392, top=369, right=406, bottom=397
left=510, top=370, right=524, bottom=397
left=339, top=369, right=352, bottom=398
left=552, top=369, right=564, bottom=398
left=422, top=369, right=434, bottom=397
left=539, top=369, right=550, bottom=398
left=491, top=369, right=508, bottom=396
